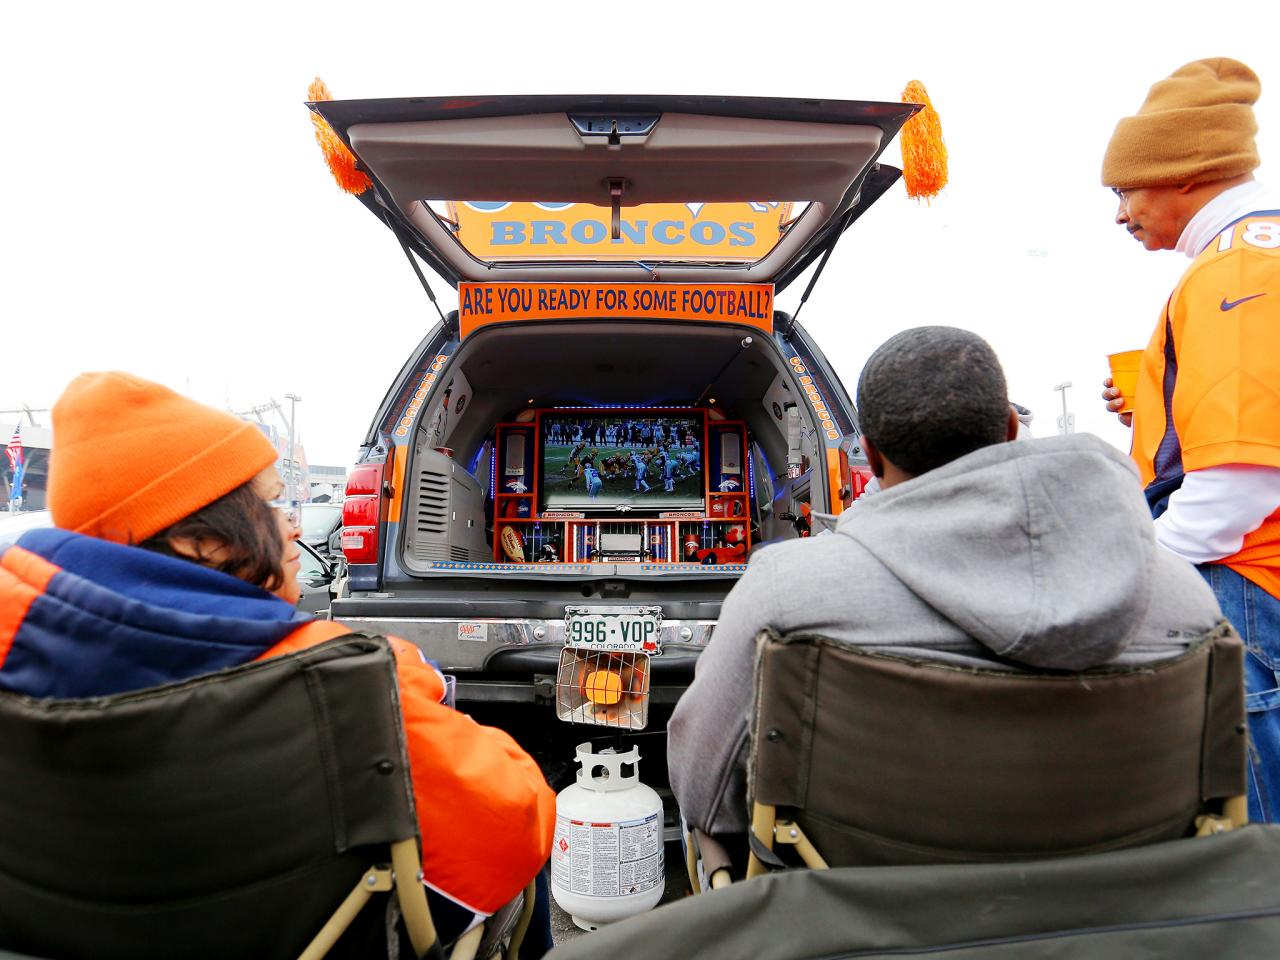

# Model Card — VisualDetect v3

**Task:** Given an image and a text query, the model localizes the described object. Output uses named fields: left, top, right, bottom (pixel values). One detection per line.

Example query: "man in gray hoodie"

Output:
left=668, top=326, right=1224, bottom=837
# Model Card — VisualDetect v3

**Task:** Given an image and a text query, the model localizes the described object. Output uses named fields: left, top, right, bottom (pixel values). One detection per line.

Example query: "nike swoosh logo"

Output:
left=1221, top=293, right=1266, bottom=311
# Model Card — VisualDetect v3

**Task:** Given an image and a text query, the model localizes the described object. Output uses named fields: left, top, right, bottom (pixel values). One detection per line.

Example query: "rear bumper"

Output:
left=329, top=611, right=714, bottom=703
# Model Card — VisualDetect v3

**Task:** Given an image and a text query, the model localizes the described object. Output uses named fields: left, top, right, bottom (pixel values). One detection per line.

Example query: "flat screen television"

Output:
left=539, top=411, right=706, bottom=512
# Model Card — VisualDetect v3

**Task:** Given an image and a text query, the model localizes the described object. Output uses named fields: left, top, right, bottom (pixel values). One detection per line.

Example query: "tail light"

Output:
left=836, top=442, right=875, bottom=505
left=341, top=462, right=384, bottom=564
left=849, top=464, right=874, bottom=499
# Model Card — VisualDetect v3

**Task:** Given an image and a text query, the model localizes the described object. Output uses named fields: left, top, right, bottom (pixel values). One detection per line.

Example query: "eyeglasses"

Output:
left=268, top=499, right=301, bottom=529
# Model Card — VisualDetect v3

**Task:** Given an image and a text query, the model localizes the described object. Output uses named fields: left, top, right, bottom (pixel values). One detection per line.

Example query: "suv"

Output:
left=309, top=94, right=914, bottom=708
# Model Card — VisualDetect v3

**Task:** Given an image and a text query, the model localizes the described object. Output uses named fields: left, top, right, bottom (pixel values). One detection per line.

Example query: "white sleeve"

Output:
left=1154, top=464, right=1280, bottom=564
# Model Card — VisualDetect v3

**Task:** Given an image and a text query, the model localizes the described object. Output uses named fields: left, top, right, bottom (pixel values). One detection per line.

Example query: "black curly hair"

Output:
left=856, top=326, right=1010, bottom=478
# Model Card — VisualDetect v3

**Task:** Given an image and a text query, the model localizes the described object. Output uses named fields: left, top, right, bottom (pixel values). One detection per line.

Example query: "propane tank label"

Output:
left=552, top=812, right=664, bottom=898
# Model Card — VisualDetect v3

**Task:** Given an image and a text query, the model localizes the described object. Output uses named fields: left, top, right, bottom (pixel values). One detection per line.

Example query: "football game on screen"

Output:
left=540, top=413, right=705, bottom=511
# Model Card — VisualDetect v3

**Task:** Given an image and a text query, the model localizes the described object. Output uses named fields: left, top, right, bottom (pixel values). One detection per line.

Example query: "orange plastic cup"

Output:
left=1107, top=350, right=1144, bottom=414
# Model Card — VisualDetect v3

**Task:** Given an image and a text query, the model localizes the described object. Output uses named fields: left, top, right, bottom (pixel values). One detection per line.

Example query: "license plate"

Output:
left=564, top=605, right=662, bottom=654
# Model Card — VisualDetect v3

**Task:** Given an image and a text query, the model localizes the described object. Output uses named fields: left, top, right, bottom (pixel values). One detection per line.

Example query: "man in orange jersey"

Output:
left=1101, top=58, right=1280, bottom=822
left=0, top=372, right=555, bottom=951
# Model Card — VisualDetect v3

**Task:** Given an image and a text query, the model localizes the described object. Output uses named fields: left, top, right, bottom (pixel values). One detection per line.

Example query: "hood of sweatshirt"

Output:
left=0, top=527, right=311, bottom=698
left=837, top=434, right=1159, bottom=669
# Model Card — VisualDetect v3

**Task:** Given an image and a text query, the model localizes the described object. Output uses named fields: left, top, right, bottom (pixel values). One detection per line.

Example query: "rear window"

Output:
left=427, top=200, right=807, bottom=264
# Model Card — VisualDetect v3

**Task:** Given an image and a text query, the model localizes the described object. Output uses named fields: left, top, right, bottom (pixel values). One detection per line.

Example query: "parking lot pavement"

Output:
left=551, top=840, right=688, bottom=946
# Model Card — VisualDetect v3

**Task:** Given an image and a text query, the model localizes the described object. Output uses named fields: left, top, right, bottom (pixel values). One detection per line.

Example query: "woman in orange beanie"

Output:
left=0, top=372, right=555, bottom=953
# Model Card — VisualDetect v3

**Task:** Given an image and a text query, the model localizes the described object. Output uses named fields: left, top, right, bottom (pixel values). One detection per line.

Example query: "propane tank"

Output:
left=551, top=742, right=665, bottom=931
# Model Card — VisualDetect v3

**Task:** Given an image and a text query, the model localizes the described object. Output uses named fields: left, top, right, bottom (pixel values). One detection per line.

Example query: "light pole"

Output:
left=284, top=393, right=301, bottom=505
left=1054, top=382, right=1075, bottom=435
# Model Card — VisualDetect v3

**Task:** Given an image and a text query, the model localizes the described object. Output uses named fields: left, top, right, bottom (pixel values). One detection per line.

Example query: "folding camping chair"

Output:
left=0, top=635, right=533, bottom=960
left=741, top=620, right=1247, bottom=880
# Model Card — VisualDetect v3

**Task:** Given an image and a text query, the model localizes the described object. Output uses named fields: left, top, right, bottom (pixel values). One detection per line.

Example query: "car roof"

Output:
left=0, top=510, right=53, bottom=550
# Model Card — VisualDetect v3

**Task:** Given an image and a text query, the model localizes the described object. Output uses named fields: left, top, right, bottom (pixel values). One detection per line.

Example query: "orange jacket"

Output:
left=1132, top=212, right=1280, bottom=596
left=263, top=622, right=555, bottom=915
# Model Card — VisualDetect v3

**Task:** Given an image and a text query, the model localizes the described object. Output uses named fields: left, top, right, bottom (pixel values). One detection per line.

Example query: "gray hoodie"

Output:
left=667, top=433, right=1223, bottom=835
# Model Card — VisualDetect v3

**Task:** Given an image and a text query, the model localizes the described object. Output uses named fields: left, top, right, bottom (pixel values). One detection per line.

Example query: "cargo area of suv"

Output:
left=332, top=314, right=866, bottom=701
left=308, top=92, right=918, bottom=706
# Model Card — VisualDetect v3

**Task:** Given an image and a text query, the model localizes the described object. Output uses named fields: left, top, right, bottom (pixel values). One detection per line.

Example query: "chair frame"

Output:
left=299, top=839, right=439, bottom=960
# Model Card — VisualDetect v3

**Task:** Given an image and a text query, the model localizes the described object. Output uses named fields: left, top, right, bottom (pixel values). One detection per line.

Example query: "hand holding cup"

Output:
left=1101, top=378, right=1133, bottom=428
left=1104, top=349, right=1143, bottom=428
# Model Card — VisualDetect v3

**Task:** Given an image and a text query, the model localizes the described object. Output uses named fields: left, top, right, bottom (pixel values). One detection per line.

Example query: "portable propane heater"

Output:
left=555, top=605, right=660, bottom=730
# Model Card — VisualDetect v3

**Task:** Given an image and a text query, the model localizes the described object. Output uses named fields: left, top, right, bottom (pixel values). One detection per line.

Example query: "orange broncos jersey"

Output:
left=1132, top=211, right=1280, bottom=597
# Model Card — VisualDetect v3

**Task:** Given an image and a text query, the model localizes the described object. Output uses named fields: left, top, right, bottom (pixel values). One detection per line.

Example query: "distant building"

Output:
left=308, top=464, right=348, bottom=503
left=246, top=421, right=311, bottom=504
left=3, top=413, right=338, bottom=513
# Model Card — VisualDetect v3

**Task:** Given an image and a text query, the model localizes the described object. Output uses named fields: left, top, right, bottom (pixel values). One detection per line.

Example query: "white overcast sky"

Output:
left=2, top=1, right=1275, bottom=466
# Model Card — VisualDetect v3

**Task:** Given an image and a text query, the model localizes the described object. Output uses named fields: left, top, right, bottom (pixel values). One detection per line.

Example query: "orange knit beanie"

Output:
left=49, top=372, right=280, bottom=544
left=1102, top=57, right=1261, bottom=189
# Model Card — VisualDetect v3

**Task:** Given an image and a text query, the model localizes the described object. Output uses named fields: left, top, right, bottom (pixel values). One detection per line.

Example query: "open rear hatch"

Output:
left=317, top=94, right=898, bottom=594
left=307, top=94, right=917, bottom=290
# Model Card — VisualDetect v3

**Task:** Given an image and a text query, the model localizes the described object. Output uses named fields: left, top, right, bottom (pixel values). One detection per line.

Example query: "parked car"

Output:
left=299, top=502, right=344, bottom=557
left=309, top=93, right=900, bottom=709
left=0, top=511, right=341, bottom=614
left=0, top=511, right=56, bottom=551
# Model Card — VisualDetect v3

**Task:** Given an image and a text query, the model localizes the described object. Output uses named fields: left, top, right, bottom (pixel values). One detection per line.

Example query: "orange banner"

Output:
left=458, top=283, right=774, bottom=338
left=447, top=201, right=794, bottom=263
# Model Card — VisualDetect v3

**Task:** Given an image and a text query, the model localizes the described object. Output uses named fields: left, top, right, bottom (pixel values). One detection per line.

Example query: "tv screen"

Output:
left=540, top=412, right=705, bottom=512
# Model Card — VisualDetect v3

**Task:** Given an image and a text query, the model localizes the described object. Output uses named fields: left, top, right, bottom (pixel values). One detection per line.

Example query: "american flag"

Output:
left=4, top=426, right=22, bottom=473
left=5, top=426, right=24, bottom=505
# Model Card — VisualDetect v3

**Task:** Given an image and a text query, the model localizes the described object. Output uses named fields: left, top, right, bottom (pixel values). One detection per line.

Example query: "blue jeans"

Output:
left=1200, top=564, right=1280, bottom=823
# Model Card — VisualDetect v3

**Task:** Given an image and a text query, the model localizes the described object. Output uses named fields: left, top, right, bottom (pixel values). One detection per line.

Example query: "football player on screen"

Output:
left=630, top=449, right=651, bottom=492
left=584, top=462, right=603, bottom=499
left=660, top=449, right=677, bottom=492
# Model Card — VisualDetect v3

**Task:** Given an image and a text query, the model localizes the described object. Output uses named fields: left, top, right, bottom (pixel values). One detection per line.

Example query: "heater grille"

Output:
left=554, top=647, right=651, bottom=730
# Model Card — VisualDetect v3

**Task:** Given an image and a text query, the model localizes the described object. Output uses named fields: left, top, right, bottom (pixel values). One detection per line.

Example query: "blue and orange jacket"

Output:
left=0, top=528, right=554, bottom=916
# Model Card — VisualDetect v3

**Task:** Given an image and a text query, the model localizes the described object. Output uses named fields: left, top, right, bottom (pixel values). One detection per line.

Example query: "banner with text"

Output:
left=447, top=201, right=794, bottom=263
left=458, top=283, right=774, bottom=337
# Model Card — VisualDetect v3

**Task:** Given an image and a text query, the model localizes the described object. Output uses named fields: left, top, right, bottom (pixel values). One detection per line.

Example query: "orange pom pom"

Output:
left=307, top=78, right=333, bottom=103
left=899, top=80, right=948, bottom=201
left=307, top=77, right=372, bottom=196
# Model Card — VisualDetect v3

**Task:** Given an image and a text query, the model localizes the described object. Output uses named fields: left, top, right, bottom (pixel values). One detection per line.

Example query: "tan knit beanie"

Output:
left=1102, top=58, right=1261, bottom=189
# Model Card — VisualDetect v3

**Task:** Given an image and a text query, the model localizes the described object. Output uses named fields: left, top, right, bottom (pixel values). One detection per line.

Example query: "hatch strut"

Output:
left=782, top=206, right=857, bottom=340
left=390, top=225, right=450, bottom=330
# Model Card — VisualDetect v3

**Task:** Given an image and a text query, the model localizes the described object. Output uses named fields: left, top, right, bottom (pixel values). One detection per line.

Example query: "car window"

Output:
left=300, top=504, right=342, bottom=542
left=296, top=543, right=327, bottom=580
